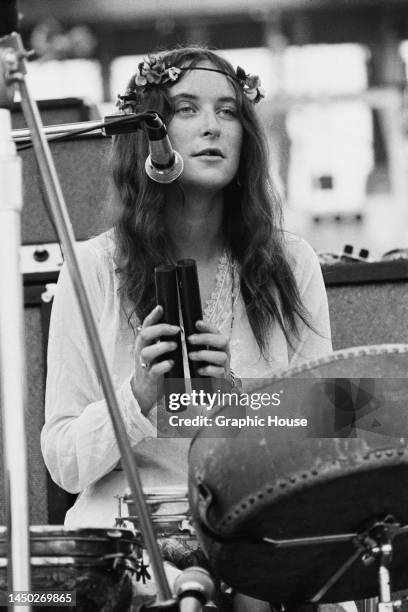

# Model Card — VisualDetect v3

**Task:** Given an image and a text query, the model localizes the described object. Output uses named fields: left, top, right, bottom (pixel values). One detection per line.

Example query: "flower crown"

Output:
left=117, top=54, right=265, bottom=111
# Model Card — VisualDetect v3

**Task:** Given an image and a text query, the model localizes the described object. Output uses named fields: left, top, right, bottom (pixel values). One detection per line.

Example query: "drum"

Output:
left=0, top=526, right=137, bottom=612
left=121, top=486, right=208, bottom=570
left=188, top=345, right=408, bottom=605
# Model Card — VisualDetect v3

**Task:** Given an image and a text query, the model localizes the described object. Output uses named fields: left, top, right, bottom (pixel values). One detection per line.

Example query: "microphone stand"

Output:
left=0, top=39, right=31, bottom=612
left=0, top=32, right=174, bottom=608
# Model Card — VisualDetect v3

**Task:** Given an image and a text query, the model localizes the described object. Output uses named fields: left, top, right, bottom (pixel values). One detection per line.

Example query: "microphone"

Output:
left=174, top=566, right=215, bottom=612
left=144, top=113, right=183, bottom=184
left=0, top=0, right=19, bottom=37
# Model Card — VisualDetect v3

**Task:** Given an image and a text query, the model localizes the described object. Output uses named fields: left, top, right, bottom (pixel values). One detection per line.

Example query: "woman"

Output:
left=41, top=45, right=332, bottom=607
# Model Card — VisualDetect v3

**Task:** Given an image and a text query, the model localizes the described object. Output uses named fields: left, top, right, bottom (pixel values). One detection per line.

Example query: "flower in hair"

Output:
left=116, top=55, right=181, bottom=111
left=137, top=55, right=181, bottom=87
left=235, top=65, right=265, bottom=103
left=167, top=67, right=181, bottom=81
left=116, top=90, right=139, bottom=112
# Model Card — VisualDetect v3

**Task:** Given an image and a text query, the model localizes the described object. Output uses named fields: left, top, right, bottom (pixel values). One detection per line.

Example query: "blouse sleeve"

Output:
left=41, top=240, right=156, bottom=494
left=288, top=236, right=333, bottom=365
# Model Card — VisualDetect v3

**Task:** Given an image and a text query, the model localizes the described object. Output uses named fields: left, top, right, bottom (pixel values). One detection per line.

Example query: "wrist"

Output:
left=130, top=374, right=153, bottom=417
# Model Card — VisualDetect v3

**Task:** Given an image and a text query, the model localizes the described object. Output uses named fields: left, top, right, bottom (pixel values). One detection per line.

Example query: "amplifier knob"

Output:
left=33, top=248, right=49, bottom=262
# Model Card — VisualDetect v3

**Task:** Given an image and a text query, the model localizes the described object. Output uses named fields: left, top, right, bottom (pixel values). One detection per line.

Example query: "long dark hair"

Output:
left=111, top=46, right=311, bottom=357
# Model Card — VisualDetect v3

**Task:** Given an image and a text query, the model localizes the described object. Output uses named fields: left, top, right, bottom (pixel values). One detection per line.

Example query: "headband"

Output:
left=117, top=54, right=265, bottom=112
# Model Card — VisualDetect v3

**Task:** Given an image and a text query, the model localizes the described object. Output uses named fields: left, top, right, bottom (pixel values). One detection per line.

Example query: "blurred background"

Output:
left=15, top=0, right=408, bottom=258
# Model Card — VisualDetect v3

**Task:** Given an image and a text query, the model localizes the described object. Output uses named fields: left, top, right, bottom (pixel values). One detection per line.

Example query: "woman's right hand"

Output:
left=130, top=305, right=180, bottom=416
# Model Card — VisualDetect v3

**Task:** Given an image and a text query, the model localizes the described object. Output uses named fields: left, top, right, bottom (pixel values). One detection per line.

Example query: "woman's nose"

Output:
left=200, top=111, right=221, bottom=137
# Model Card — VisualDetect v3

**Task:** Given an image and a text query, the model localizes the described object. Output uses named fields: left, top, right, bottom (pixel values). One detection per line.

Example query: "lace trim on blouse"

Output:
left=203, top=251, right=237, bottom=331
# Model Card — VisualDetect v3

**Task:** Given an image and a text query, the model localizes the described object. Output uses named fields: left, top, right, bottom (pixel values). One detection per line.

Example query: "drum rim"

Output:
left=258, top=344, right=408, bottom=383
left=124, top=485, right=188, bottom=499
left=0, top=526, right=135, bottom=540
left=188, top=343, right=408, bottom=445
left=0, top=555, right=135, bottom=567
left=260, top=343, right=408, bottom=384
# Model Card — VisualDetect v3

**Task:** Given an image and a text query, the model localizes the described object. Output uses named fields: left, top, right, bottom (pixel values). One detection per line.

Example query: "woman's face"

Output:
left=167, top=61, right=243, bottom=194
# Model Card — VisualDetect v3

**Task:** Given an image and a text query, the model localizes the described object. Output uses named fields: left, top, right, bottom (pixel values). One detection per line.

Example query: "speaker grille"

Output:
left=24, top=305, right=48, bottom=524
left=327, top=282, right=408, bottom=350
left=19, top=135, right=112, bottom=245
left=0, top=305, right=47, bottom=525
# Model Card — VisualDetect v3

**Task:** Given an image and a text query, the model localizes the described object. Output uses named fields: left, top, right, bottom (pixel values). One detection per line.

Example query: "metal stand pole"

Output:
left=0, top=96, right=31, bottom=612
left=377, top=543, right=395, bottom=612
left=378, top=564, right=392, bottom=605
left=1, top=32, right=173, bottom=606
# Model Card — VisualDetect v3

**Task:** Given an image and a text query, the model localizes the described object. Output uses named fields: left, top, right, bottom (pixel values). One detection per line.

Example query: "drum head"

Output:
left=188, top=345, right=408, bottom=604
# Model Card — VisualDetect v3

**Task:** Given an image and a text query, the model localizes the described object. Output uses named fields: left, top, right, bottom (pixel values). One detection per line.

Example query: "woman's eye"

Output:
left=176, top=105, right=195, bottom=114
left=219, top=107, right=238, bottom=118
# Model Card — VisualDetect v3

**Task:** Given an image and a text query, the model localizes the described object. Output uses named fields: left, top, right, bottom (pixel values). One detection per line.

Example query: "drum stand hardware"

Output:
left=115, top=491, right=197, bottom=536
left=263, top=515, right=408, bottom=612
left=114, top=495, right=127, bottom=529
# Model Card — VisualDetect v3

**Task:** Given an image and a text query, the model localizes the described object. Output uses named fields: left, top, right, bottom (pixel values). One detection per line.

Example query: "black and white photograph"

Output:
left=1, top=0, right=408, bottom=610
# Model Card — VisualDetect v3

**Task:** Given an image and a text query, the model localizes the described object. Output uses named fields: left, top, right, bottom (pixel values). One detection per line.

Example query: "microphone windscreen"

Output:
left=174, top=566, right=215, bottom=603
left=0, top=0, right=19, bottom=37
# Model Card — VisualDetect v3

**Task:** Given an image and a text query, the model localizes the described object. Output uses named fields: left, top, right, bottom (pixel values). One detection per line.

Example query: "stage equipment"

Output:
left=323, top=259, right=408, bottom=350
left=16, top=136, right=111, bottom=245
left=174, top=566, right=215, bottom=612
left=0, top=22, right=31, bottom=607
left=145, top=113, right=184, bottom=184
left=0, top=526, right=136, bottom=611
left=11, top=97, right=96, bottom=130
left=0, top=272, right=78, bottom=526
left=0, top=28, right=181, bottom=608
left=12, top=112, right=152, bottom=142
left=0, top=273, right=56, bottom=526
left=189, top=344, right=408, bottom=610
left=117, top=486, right=207, bottom=570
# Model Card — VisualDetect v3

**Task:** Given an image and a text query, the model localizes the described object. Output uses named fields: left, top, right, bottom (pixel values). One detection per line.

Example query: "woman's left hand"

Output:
left=187, top=320, right=230, bottom=379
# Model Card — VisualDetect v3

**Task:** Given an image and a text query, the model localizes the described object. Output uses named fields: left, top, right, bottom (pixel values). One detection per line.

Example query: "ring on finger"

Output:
left=140, top=360, right=151, bottom=370
left=136, top=325, right=143, bottom=333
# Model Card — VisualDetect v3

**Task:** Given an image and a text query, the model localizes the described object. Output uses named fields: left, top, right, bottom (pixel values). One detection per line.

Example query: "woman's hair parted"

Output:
left=111, top=46, right=311, bottom=357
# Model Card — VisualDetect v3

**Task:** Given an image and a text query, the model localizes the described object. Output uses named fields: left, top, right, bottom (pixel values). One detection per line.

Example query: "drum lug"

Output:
left=196, top=480, right=215, bottom=532
left=179, top=518, right=195, bottom=535
left=195, top=480, right=243, bottom=542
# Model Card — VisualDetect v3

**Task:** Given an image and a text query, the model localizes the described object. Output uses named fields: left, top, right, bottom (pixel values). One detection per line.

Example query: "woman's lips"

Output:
left=193, top=149, right=224, bottom=158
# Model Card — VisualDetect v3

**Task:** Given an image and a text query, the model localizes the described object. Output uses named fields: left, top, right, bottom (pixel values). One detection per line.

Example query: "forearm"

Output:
left=42, top=376, right=156, bottom=493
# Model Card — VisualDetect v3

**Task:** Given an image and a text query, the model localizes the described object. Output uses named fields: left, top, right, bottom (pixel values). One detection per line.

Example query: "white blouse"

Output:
left=41, top=230, right=332, bottom=527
